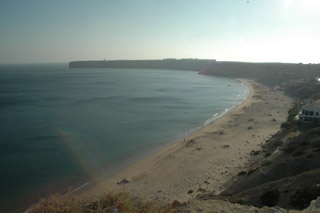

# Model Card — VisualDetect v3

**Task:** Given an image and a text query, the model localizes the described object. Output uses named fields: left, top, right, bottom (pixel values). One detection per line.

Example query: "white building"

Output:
left=295, top=104, right=320, bottom=124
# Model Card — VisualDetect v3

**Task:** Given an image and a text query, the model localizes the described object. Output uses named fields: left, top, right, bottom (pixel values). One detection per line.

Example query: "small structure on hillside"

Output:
left=295, top=104, right=320, bottom=124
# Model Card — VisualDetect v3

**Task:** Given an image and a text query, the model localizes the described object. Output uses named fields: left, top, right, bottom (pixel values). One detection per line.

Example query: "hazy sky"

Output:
left=0, top=0, right=320, bottom=64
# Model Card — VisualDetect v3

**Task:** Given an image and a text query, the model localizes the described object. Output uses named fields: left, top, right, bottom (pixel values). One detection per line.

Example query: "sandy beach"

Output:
left=80, top=79, right=293, bottom=203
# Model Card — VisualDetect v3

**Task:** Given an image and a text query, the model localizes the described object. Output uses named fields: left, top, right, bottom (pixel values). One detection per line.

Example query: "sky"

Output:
left=0, top=0, right=320, bottom=64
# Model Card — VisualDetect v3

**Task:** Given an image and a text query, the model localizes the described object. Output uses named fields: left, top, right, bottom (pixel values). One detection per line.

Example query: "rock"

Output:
left=247, top=167, right=259, bottom=176
left=187, top=189, right=194, bottom=194
left=263, top=206, right=287, bottom=213
left=197, top=188, right=206, bottom=192
left=237, top=171, right=247, bottom=176
left=250, top=150, right=260, bottom=156
left=112, top=208, right=119, bottom=213
left=186, top=139, right=196, bottom=147
left=116, top=179, right=129, bottom=185
left=171, top=200, right=184, bottom=208
left=306, top=196, right=320, bottom=210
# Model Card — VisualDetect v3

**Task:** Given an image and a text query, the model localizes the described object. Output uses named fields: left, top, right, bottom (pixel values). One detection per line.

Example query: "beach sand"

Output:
left=80, top=79, right=293, bottom=203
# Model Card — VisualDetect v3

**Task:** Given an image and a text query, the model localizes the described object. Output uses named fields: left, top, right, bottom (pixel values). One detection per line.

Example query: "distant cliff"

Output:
left=69, top=59, right=215, bottom=71
left=69, top=59, right=320, bottom=99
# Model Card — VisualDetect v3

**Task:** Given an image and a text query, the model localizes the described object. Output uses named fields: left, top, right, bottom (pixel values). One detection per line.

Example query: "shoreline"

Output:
left=71, top=78, right=249, bottom=195
left=78, top=79, right=293, bottom=202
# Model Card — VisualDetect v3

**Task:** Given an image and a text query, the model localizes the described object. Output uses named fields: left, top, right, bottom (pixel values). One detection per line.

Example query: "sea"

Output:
left=0, top=64, right=249, bottom=212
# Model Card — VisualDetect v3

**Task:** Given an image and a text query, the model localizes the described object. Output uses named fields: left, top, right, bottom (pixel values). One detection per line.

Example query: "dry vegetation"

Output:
left=29, top=192, right=179, bottom=213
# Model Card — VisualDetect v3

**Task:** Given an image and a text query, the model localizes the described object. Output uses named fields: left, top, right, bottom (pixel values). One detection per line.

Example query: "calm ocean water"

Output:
left=0, top=64, right=248, bottom=212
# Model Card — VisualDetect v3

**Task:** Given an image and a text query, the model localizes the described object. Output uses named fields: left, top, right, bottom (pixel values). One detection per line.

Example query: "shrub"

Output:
left=261, top=160, right=273, bottom=167
left=29, top=192, right=176, bottom=213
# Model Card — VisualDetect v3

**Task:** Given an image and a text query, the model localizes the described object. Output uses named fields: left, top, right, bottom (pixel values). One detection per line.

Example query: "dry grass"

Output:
left=29, top=192, right=178, bottom=213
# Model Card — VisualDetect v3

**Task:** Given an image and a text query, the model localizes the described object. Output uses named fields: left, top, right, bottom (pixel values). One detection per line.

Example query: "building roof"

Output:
left=301, top=104, right=320, bottom=112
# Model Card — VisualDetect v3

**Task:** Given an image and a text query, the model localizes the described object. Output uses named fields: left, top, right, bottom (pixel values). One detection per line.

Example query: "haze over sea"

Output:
left=0, top=64, right=248, bottom=211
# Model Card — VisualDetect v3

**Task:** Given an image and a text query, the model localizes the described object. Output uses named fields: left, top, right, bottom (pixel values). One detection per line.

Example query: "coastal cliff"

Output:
left=69, top=59, right=320, bottom=99
left=69, top=59, right=215, bottom=71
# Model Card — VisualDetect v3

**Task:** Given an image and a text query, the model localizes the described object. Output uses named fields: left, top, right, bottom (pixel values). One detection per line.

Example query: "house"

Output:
left=295, top=104, right=320, bottom=124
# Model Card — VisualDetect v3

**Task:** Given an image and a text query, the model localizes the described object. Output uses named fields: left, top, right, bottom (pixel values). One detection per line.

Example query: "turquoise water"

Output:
left=0, top=64, right=248, bottom=212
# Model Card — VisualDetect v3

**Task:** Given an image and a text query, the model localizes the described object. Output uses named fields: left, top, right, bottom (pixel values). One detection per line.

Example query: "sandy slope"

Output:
left=80, top=79, right=293, bottom=203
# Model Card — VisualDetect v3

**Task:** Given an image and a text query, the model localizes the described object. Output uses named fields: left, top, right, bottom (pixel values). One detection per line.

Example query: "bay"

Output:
left=0, top=64, right=248, bottom=212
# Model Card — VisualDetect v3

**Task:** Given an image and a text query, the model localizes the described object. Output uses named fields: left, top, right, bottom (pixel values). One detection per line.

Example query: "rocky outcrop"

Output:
left=306, top=196, right=320, bottom=211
